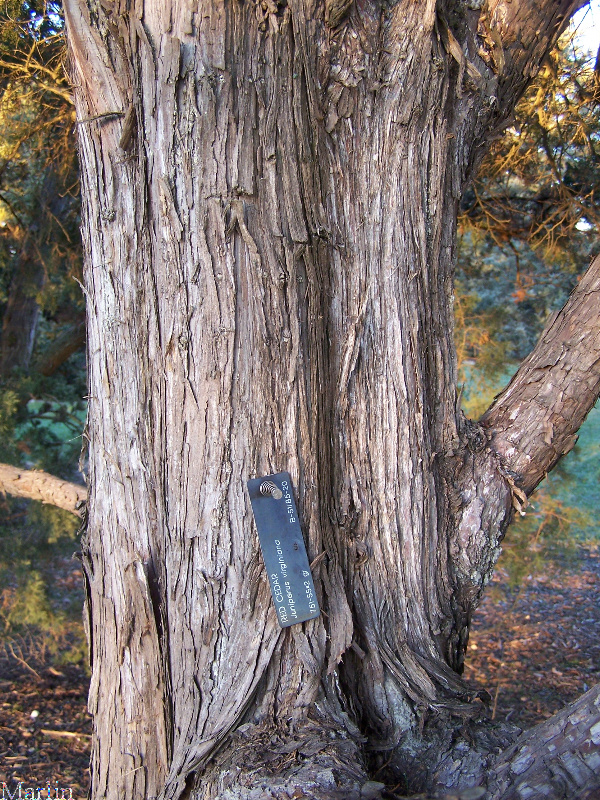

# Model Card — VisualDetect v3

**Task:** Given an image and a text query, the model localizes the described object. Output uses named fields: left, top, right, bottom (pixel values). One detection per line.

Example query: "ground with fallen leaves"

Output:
left=465, top=545, right=600, bottom=730
left=0, top=545, right=598, bottom=799
left=0, top=658, right=90, bottom=797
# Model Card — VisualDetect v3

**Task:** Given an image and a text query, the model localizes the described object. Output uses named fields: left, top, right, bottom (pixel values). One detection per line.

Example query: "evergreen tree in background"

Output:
left=0, top=3, right=86, bottom=667
left=0, top=0, right=85, bottom=478
left=456, top=30, right=600, bottom=415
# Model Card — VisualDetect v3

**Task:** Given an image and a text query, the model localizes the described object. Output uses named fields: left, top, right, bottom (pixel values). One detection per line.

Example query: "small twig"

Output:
left=75, top=110, right=124, bottom=125
left=350, top=641, right=366, bottom=660
left=372, top=753, right=394, bottom=778
left=0, top=191, right=27, bottom=229
left=6, top=642, right=41, bottom=680
left=41, top=729, right=91, bottom=739
left=123, top=766, right=145, bottom=776
left=309, top=551, right=327, bottom=570
left=491, top=681, right=501, bottom=720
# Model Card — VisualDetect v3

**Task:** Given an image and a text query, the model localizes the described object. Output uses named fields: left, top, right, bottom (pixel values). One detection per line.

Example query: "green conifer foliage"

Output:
left=0, top=5, right=86, bottom=666
left=0, top=1, right=85, bottom=479
left=457, top=30, right=600, bottom=408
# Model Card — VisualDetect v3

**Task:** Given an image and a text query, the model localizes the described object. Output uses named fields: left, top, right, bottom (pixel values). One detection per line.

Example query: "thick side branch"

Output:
left=488, top=683, right=600, bottom=800
left=480, top=254, right=600, bottom=495
left=0, top=462, right=86, bottom=516
left=483, top=0, right=586, bottom=124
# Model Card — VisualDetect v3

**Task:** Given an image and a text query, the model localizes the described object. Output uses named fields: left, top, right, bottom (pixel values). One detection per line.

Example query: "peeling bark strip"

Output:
left=62, top=0, right=596, bottom=798
left=0, top=462, right=86, bottom=516
left=325, top=0, right=354, bottom=28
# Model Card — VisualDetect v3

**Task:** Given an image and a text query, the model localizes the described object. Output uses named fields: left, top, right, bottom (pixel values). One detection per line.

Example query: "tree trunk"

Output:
left=63, top=1, right=597, bottom=798
left=488, top=684, right=600, bottom=800
left=0, top=231, right=44, bottom=378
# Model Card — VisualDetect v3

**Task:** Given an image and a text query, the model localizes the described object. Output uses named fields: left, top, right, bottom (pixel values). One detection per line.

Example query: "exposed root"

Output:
left=188, top=717, right=369, bottom=800
left=488, top=683, right=600, bottom=800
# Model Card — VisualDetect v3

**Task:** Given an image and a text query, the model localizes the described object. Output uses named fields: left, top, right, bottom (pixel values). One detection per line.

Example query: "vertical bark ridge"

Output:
left=310, top=2, right=479, bottom=748
left=67, top=3, right=352, bottom=797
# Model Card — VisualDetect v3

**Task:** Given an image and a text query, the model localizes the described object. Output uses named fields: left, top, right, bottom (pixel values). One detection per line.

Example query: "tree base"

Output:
left=184, top=718, right=369, bottom=800
left=177, top=687, right=600, bottom=800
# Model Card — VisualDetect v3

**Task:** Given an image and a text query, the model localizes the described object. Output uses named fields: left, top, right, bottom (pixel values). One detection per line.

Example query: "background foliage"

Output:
left=456, top=25, right=600, bottom=574
left=0, top=1, right=85, bottom=665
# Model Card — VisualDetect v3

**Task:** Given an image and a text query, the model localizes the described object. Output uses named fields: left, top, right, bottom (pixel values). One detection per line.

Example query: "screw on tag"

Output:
left=259, top=480, right=283, bottom=499
left=247, top=472, right=320, bottom=628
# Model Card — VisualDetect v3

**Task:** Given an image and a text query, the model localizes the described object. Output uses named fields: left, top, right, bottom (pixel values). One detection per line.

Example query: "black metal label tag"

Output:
left=247, top=472, right=320, bottom=628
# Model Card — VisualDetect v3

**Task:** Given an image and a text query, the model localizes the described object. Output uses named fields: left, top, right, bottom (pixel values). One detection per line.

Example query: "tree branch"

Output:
left=488, top=683, right=600, bottom=799
left=0, top=462, right=86, bottom=516
left=448, top=254, right=600, bottom=614
left=484, top=0, right=586, bottom=124
left=480, top=254, right=600, bottom=495
left=34, top=317, right=86, bottom=376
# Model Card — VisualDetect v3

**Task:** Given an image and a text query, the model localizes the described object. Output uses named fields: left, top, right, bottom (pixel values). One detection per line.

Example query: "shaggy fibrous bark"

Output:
left=63, top=0, right=599, bottom=798
left=489, top=684, right=600, bottom=800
